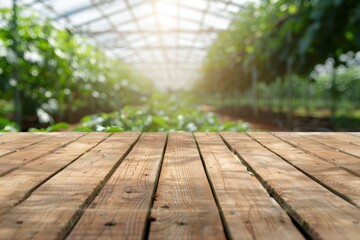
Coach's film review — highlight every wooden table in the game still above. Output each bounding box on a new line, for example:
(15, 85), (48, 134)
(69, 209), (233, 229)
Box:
(0, 132), (359, 240)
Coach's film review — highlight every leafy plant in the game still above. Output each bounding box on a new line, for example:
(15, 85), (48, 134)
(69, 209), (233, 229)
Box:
(76, 94), (250, 132)
(0, 117), (19, 132)
(28, 122), (69, 132)
(198, 0), (360, 121)
(0, 6), (152, 130)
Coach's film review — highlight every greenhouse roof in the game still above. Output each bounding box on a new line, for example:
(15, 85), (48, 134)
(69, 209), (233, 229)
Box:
(2, 0), (248, 89)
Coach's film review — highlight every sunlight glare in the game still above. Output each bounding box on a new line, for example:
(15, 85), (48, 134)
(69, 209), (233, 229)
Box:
(155, 1), (177, 16)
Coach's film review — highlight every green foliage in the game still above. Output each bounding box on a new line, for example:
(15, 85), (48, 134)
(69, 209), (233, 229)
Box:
(202, 64), (360, 129)
(196, 0), (360, 123)
(199, 0), (360, 94)
(0, 117), (19, 132)
(28, 122), (69, 132)
(77, 95), (249, 132)
(0, 6), (151, 128)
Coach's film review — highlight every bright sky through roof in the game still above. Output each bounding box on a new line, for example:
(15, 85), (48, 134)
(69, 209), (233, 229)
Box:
(1, 0), (256, 90)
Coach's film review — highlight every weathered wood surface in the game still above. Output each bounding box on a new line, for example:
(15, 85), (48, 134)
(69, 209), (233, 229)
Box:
(273, 132), (360, 176)
(68, 133), (166, 240)
(0, 133), (110, 216)
(149, 133), (225, 240)
(0, 133), (30, 144)
(0, 132), (359, 240)
(0, 133), (139, 239)
(0, 133), (55, 157)
(248, 132), (360, 207)
(222, 132), (360, 240)
(194, 132), (303, 240)
(0, 132), (85, 177)
(299, 132), (360, 157)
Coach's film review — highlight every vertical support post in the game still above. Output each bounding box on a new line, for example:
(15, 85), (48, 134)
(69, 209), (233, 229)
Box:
(269, 83), (274, 111)
(278, 78), (282, 112)
(286, 57), (294, 130)
(286, 29), (294, 130)
(251, 55), (258, 118)
(10, 0), (22, 129)
(306, 80), (311, 115)
(330, 65), (337, 118)
(267, 84), (270, 110)
(235, 90), (240, 107)
(59, 29), (73, 122)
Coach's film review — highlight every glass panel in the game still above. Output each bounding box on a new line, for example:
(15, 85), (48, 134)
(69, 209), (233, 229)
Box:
(109, 11), (132, 24)
(15, 0), (247, 88)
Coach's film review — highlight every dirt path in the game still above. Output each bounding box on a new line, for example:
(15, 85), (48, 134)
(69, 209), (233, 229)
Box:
(203, 105), (350, 132)
(218, 112), (283, 131)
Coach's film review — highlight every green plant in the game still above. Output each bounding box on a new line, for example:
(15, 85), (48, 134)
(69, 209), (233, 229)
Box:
(76, 94), (250, 132)
(0, 117), (19, 132)
(0, 6), (151, 129)
(197, 0), (360, 122)
(28, 122), (69, 132)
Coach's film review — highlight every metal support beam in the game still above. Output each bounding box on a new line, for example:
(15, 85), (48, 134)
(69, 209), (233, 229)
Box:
(21, 0), (242, 86)
(104, 45), (208, 50)
(80, 28), (221, 36)
(72, 1), (146, 28)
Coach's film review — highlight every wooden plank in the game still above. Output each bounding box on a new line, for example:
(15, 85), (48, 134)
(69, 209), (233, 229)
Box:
(68, 133), (166, 240)
(348, 133), (360, 137)
(0, 132), (29, 144)
(0, 133), (56, 157)
(325, 133), (360, 147)
(0, 133), (110, 216)
(221, 132), (360, 240)
(0, 132), (85, 177)
(0, 133), (139, 240)
(149, 133), (225, 240)
(194, 132), (303, 240)
(298, 133), (360, 158)
(249, 132), (360, 207)
(273, 132), (360, 176)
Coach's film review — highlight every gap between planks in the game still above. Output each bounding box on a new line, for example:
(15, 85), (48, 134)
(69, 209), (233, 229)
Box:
(148, 133), (226, 240)
(0, 133), (141, 240)
(0, 133), (57, 158)
(0, 133), (111, 216)
(67, 133), (167, 240)
(221, 132), (360, 240)
(272, 132), (360, 177)
(297, 132), (360, 158)
(0, 132), (86, 177)
(0, 132), (359, 240)
(194, 132), (303, 240)
(247, 132), (360, 208)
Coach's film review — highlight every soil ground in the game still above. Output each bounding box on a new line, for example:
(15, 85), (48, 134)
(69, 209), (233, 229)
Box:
(205, 105), (359, 132)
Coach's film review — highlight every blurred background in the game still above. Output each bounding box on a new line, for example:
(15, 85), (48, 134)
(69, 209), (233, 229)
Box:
(0, 0), (359, 132)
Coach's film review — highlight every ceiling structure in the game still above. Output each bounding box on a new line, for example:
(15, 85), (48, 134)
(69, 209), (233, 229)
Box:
(3, 0), (247, 89)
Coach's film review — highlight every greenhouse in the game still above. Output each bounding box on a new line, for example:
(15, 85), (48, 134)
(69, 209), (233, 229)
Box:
(0, 0), (359, 239)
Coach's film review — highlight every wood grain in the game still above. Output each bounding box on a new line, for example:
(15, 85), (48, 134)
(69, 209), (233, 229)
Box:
(328, 132), (360, 146)
(249, 132), (360, 207)
(0, 132), (85, 177)
(0, 133), (55, 157)
(194, 132), (303, 240)
(0, 133), (29, 144)
(222, 132), (360, 240)
(299, 132), (360, 157)
(0, 132), (359, 239)
(149, 133), (225, 240)
(273, 132), (360, 176)
(348, 133), (360, 137)
(0, 133), (139, 240)
(0, 133), (109, 216)
(67, 133), (166, 240)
